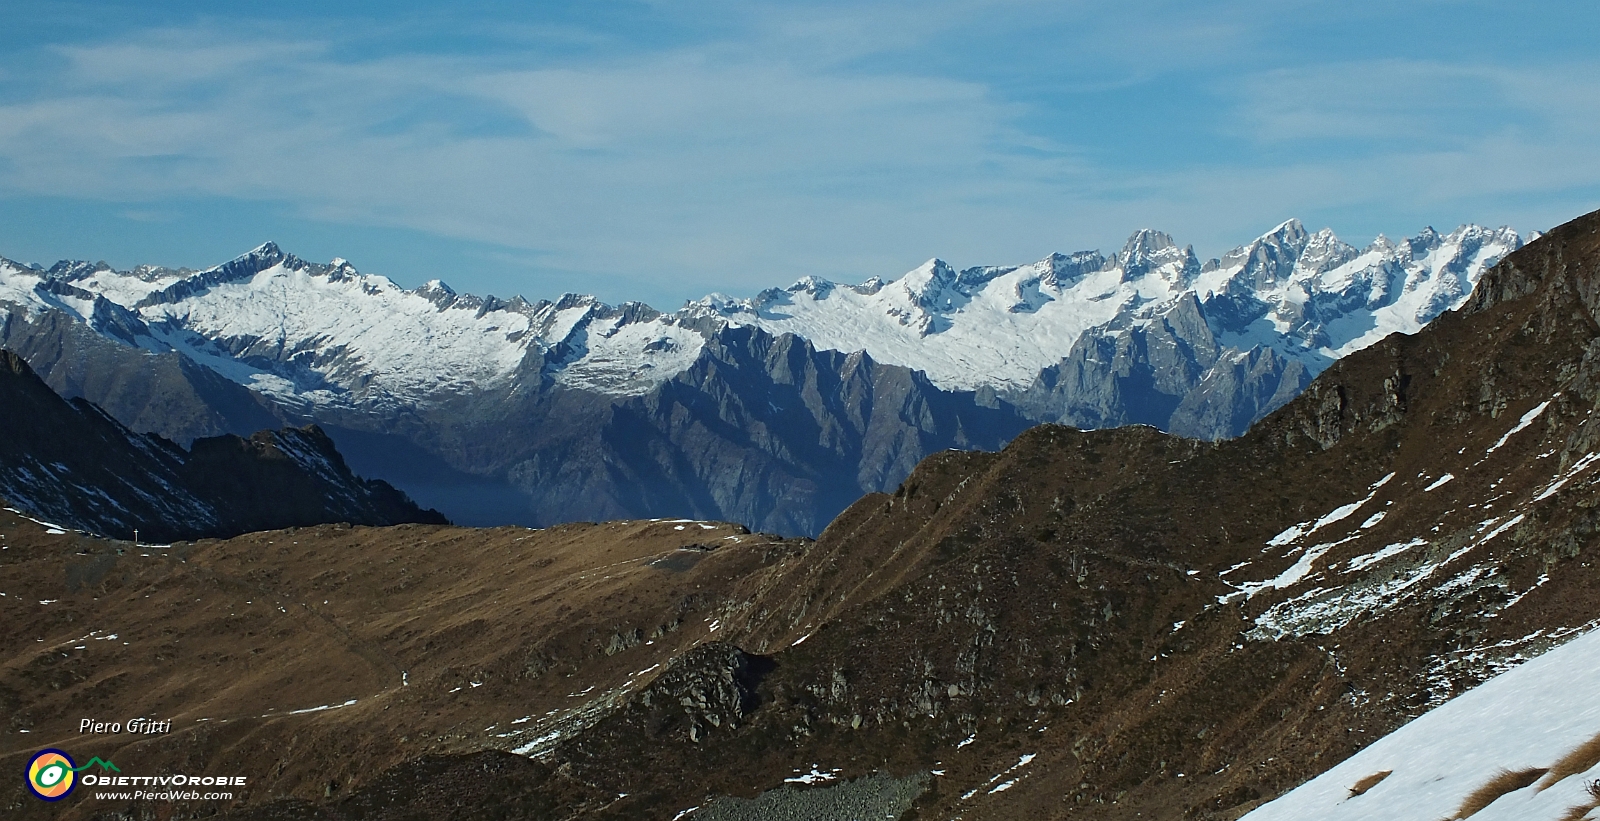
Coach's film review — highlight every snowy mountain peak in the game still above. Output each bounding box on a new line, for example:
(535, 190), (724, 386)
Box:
(43, 259), (112, 281)
(1119, 227), (1178, 258)
(1215, 218), (1322, 289)
(0, 217), (1523, 416)
(1042, 250), (1106, 286)
(679, 220), (1521, 393)
(552, 292), (603, 312)
(855, 275), (887, 294)
(899, 258), (959, 293)
(787, 274), (837, 297)
(1266, 217), (1310, 243)
(1116, 229), (1199, 284)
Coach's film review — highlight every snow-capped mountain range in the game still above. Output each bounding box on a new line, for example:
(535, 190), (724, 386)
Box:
(690, 221), (1521, 392)
(2, 219), (1520, 408)
(0, 244), (706, 410)
(0, 218), (1524, 533)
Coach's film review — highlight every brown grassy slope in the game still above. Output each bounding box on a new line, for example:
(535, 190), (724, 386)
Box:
(0, 514), (811, 820)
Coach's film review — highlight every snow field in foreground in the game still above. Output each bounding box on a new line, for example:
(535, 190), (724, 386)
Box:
(1242, 627), (1600, 821)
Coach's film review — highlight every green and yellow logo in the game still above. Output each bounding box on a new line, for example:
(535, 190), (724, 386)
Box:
(25, 750), (119, 801)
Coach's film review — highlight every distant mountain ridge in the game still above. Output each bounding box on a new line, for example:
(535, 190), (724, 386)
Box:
(0, 351), (446, 542)
(687, 221), (1519, 389)
(0, 219), (1522, 534)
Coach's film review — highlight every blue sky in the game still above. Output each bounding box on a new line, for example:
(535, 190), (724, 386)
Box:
(1, 1), (1597, 308)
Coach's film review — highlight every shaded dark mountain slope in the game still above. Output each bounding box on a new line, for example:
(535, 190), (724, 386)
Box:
(0, 351), (444, 542)
(304, 325), (1029, 536)
(0, 295), (284, 442)
(1015, 291), (1315, 438)
(507, 326), (1030, 537)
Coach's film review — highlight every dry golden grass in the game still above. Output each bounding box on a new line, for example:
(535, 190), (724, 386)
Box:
(1348, 770), (1393, 798)
(1558, 804), (1598, 821)
(1551, 780), (1600, 821)
(1455, 767), (1548, 818)
(1541, 734), (1600, 791)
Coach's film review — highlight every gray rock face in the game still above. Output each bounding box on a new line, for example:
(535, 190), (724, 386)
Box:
(578, 642), (772, 746)
(319, 325), (1031, 537)
(1015, 292), (1314, 438)
(0, 302), (283, 442)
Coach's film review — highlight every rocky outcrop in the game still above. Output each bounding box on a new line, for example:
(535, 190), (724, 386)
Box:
(634, 642), (768, 742)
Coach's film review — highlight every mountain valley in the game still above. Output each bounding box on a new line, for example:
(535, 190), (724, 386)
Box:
(3, 210), (1599, 820)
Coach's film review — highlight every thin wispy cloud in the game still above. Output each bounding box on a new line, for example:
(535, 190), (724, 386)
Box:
(0, 3), (1596, 306)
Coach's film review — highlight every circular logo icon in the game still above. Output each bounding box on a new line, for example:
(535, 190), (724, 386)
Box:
(26, 749), (76, 801)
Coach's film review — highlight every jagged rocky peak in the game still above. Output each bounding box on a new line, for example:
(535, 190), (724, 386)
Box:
(1408, 225), (1442, 256)
(412, 277), (459, 307)
(613, 300), (664, 325)
(1218, 218), (1316, 288)
(1041, 249), (1107, 286)
(787, 274), (837, 297)
(552, 291), (603, 311)
(854, 274), (887, 295)
(1116, 227), (1199, 283)
(323, 256), (361, 281)
(232, 240), (293, 272)
(898, 258), (960, 295)
(1294, 226), (1361, 277)
(130, 263), (198, 281)
(1442, 223), (1523, 266)
(43, 258), (116, 281)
